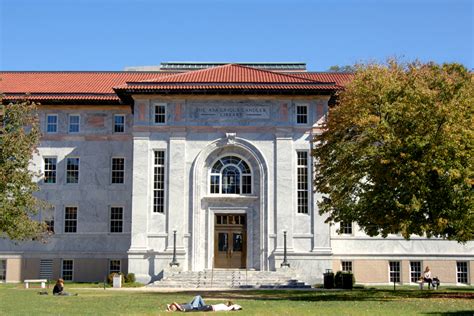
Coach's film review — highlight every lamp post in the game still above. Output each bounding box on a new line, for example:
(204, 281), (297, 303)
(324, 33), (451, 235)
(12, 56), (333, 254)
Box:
(170, 229), (179, 267)
(281, 230), (290, 268)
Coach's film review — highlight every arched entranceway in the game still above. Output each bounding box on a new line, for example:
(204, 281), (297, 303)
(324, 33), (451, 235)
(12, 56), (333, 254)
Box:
(190, 135), (268, 271)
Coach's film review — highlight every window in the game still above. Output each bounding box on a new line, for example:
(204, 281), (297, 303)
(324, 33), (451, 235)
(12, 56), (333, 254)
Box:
(61, 259), (73, 281)
(64, 207), (77, 233)
(114, 115), (125, 133)
(0, 110), (4, 134)
(111, 158), (125, 184)
(110, 207), (123, 233)
(45, 217), (55, 233)
(410, 261), (422, 283)
(154, 104), (167, 124)
(109, 260), (121, 274)
(0, 260), (6, 282)
(44, 157), (57, 184)
(389, 261), (401, 283)
(40, 207), (55, 234)
(153, 151), (165, 213)
(66, 157), (80, 184)
(340, 222), (353, 234)
(457, 262), (468, 284)
(297, 151), (309, 213)
(68, 114), (80, 133)
(296, 104), (308, 124)
(341, 261), (352, 272)
(210, 156), (252, 195)
(46, 114), (58, 133)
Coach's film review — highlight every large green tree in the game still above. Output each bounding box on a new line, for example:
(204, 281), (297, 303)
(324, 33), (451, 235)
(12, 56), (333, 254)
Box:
(314, 61), (473, 242)
(0, 98), (47, 240)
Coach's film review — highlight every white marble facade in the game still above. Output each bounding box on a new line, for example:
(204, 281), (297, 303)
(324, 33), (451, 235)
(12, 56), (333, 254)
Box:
(127, 96), (332, 283)
(0, 94), (472, 285)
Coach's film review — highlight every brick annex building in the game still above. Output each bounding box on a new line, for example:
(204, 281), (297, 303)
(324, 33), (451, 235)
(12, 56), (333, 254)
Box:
(0, 62), (472, 286)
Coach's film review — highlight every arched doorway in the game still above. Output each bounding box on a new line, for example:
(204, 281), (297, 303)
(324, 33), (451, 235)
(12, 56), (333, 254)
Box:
(190, 136), (268, 271)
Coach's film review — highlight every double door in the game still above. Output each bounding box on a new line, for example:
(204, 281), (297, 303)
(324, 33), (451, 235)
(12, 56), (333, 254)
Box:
(214, 214), (246, 269)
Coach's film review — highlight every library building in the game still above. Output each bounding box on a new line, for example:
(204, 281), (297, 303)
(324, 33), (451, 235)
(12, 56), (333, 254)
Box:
(0, 62), (472, 287)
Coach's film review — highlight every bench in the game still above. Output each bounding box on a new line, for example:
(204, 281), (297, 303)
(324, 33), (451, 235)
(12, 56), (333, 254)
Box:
(418, 278), (440, 290)
(24, 279), (48, 289)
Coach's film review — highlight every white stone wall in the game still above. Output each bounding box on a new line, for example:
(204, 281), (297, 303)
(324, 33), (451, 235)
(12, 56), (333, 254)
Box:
(0, 107), (133, 280)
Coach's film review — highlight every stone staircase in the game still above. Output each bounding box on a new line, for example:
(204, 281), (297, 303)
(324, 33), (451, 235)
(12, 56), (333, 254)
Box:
(149, 269), (311, 289)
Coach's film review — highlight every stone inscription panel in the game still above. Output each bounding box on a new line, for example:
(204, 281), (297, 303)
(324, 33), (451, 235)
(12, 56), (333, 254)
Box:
(188, 102), (271, 121)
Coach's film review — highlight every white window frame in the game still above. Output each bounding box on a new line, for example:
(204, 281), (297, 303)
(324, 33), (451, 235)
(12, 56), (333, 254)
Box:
(113, 114), (126, 133)
(39, 206), (55, 234)
(339, 222), (353, 235)
(61, 259), (74, 281)
(109, 259), (121, 274)
(64, 206), (78, 233)
(68, 114), (80, 133)
(43, 156), (57, 184)
(296, 151), (310, 214)
(389, 261), (401, 283)
(456, 261), (469, 284)
(46, 114), (58, 133)
(0, 259), (6, 282)
(295, 104), (309, 125)
(409, 261), (422, 283)
(153, 103), (167, 125)
(341, 261), (353, 272)
(209, 155), (253, 195)
(111, 157), (125, 184)
(110, 206), (124, 233)
(153, 150), (166, 213)
(65, 157), (80, 184)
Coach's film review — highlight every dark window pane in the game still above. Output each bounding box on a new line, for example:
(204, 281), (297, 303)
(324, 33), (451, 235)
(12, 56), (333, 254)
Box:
(218, 233), (228, 252)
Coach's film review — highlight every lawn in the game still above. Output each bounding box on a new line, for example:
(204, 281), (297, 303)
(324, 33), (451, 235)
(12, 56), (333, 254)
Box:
(0, 284), (473, 315)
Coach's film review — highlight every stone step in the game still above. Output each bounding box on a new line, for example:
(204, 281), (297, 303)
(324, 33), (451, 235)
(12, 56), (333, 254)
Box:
(149, 269), (311, 289)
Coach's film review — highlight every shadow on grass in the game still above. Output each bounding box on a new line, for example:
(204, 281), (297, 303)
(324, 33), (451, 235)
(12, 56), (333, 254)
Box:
(423, 312), (474, 316)
(135, 289), (474, 303)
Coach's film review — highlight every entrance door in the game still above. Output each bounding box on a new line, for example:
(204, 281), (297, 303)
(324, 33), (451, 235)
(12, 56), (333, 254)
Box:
(214, 214), (246, 269)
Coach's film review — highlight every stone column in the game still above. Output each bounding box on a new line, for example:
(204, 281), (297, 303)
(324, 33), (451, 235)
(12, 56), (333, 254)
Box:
(167, 132), (187, 253)
(275, 132), (295, 252)
(128, 133), (151, 283)
(129, 134), (150, 252)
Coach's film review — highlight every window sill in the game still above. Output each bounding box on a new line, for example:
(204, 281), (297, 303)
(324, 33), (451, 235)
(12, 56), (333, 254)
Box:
(203, 195), (258, 201)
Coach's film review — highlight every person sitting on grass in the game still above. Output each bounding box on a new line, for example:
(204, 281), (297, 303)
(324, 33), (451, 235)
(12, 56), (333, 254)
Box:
(52, 278), (76, 296)
(166, 295), (241, 312)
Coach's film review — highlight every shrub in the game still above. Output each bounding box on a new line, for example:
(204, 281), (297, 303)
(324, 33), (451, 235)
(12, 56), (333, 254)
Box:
(335, 271), (355, 289)
(125, 273), (136, 283)
(107, 272), (124, 285)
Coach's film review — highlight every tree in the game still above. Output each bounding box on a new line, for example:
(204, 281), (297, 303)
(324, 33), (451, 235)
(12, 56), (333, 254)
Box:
(0, 98), (47, 240)
(327, 65), (356, 73)
(314, 61), (473, 242)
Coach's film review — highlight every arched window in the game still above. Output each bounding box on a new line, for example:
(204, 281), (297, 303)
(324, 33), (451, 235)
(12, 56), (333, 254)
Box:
(210, 156), (252, 194)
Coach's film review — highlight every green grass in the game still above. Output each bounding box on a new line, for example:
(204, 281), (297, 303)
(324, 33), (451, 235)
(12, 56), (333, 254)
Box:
(0, 284), (473, 315)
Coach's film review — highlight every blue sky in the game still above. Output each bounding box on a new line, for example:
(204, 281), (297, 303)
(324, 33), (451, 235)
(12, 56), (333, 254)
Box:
(0, 0), (472, 71)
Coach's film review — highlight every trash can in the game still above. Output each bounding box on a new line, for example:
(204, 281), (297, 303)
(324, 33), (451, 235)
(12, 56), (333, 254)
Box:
(323, 269), (334, 289)
(341, 272), (353, 290)
(113, 274), (122, 288)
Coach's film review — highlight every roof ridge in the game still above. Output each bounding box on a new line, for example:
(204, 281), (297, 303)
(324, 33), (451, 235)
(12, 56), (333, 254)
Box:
(127, 63), (324, 84)
(0, 71), (178, 74)
(229, 63), (326, 83)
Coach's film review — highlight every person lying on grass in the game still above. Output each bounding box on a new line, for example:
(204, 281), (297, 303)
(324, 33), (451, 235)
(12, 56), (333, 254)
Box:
(166, 295), (242, 312)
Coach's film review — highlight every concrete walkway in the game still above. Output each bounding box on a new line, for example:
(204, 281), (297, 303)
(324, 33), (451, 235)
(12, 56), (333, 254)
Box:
(70, 286), (323, 292)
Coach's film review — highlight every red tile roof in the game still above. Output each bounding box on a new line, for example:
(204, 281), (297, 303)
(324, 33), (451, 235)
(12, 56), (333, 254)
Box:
(115, 64), (344, 96)
(291, 72), (354, 86)
(0, 72), (172, 103)
(1, 65), (352, 103)
(140, 64), (323, 84)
